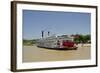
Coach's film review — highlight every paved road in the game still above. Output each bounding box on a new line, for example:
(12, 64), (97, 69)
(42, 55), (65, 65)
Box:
(23, 45), (91, 62)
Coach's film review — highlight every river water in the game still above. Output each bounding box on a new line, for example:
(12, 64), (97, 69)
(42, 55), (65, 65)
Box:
(23, 45), (91, 62)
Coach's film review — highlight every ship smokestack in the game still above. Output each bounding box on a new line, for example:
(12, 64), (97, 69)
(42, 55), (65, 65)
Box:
(41, 30), (44, 38)
(48, 31), (50, 36)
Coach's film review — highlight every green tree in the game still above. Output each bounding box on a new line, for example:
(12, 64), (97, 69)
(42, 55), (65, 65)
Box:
(74, 34), (91, 44)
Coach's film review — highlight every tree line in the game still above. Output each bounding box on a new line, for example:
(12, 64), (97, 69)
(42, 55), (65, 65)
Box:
(74, 34), (91, 44)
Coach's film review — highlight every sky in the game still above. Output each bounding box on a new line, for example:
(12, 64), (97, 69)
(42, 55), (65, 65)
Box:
(23, 10), (91, 40)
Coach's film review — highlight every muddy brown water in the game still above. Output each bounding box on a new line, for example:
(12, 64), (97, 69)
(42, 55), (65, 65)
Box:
(23, 45), (91, 62)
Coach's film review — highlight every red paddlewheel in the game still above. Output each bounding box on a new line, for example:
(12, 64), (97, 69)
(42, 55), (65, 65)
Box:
(62, 41), (75, 47)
